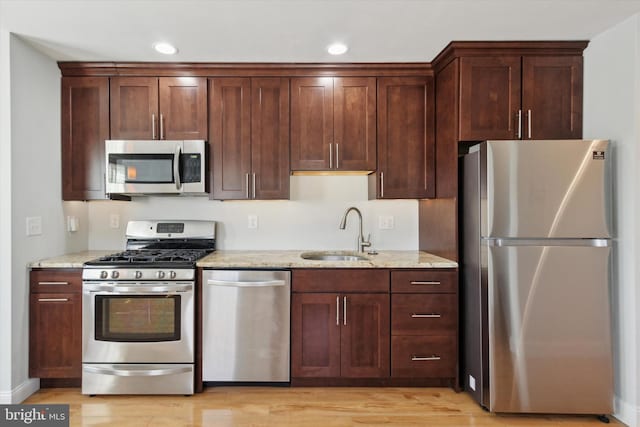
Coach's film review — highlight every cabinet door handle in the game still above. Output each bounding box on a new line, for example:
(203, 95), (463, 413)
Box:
(527, 109), (532, 139)
(336, 296), (340, 326)
(38, 281), (69, 286)
(160, 113), (164, 140)
(412, 355), (441, 361)
(152, 114), (156, 139)
(411, 313), (441, 318)
(380, 172), (384, 198)
(329, 143), (333, 169)
(252, 173), (256, 199)
(245, 173), (250, 199)
(410, 281), (441, 286)
(343, 296), (348, 326)
(37, 298), (69, 302)
(335, 143), (339, 169)
(517, 110), (522, 139)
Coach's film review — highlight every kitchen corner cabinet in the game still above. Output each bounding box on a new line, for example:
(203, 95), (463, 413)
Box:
(209, 77), (290, 200)
(29, 269), (82, 379)
(370, 76), (435, 199)
(110, 77), (207, 140)
(459, 55), (583, 141)
(290, 77), (376, 172)
(291, 270), (390, 379)
(61, 76), (109, 200)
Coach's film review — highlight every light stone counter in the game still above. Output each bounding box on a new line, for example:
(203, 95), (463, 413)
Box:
(197, 250), (457, 269)
(29, 250), (118, 269)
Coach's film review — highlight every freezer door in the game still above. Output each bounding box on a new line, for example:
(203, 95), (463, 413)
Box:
(483, 140), (611, 238)
(487, 244), (613, 414)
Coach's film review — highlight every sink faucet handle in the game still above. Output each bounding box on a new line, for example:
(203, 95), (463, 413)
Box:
(360, 234), (372, 252)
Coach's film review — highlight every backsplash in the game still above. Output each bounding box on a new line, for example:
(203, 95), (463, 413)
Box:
(86, 176), (419, 251)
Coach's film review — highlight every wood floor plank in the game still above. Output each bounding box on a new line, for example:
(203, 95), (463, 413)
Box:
(24, 387), (621, 426)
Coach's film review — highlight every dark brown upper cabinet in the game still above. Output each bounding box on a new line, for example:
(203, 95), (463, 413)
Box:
(370, 76), (435, 199)
(110, 77), (207, 140)
(61, 76), (109, 200)
(459, 55), (583, 141)
(291, 77), (376, 172)
(209, 77), (290, 200)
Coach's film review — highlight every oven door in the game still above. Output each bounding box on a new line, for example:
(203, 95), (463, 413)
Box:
(82, 281), (194, 363)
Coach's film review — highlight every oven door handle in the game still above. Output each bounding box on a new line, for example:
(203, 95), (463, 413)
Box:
(207, 279), (286, 288)
(83, 284), (193, 293)
(83, 365), (191, 377)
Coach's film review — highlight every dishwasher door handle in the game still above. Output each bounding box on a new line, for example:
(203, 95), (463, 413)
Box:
(207, 279), (287, 288)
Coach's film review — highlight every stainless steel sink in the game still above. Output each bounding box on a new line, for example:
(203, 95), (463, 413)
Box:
(300, 251), (370, 261)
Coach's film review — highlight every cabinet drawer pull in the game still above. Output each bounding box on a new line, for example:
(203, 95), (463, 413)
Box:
(336, 296), (340, 326)
(412, 355), (441, 361)
(343, 296), (347, 326)
(37, 298), (69, 302)
(245, 173), (250, 199)
(527, 109), (532, 139)
(160, 113), (164, 140)
(411, 313), (441, 318)
(335, 143), (339, 169)
(410, 281), (440, 286)
(38, 281), (70, 286)
(517, 109), (522, 139)
(329, 143), (333, 169)
(152, 114), (156, 139)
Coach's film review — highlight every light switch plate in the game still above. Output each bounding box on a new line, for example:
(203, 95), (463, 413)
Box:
(469, 374), (476, 391)
(378, 215), (394, 229)
(109, 214), (120, 229)
(67, 216), (79, 232)
(26, 216), (42, 236)
(248, 215), (258, 229)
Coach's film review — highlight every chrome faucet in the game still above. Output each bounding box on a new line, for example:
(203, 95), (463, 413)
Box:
(339, 207), (371, 253)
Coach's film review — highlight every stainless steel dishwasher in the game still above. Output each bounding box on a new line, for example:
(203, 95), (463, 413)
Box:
(202, 270), (290, 382)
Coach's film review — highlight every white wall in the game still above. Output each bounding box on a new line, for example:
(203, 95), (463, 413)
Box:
(584, 13), (640, 427)
(88, 176), (419, 251)
(5, 34), (88, 403)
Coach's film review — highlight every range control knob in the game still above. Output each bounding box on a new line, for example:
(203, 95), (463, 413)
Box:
(100, 271), (108, 279)
(111, 271), (120, 279)
(135, 271), (143, 279)
(156, 271), (166, 279)
(169, 271), (177, 279)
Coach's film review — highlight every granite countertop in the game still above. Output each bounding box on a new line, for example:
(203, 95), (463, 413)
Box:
(196, 250), (457, 269)
(28, 249), (457, 269)
(28, 250), (118, 269)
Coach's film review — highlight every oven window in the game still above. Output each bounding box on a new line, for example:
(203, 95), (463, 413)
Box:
(95, 295), (180, 342)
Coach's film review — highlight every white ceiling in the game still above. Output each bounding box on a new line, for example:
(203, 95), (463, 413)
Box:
(2, 0), (640, 63)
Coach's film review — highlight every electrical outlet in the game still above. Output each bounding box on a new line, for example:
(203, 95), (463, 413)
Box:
(469, 375), (476, 391)
(26, 216), (43, 236)
(109, 214), (120, 229)
(67, 216), (79, 232)
(248, 214), (258, 229)
(378, 215), (394, 230)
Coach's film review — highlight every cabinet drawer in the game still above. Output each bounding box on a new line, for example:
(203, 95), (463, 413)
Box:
(30, 269), (82, 293)
(293, 269), (389, 293)
(391, 270), (456, 293)
(391, 335), (456, 378)
(392, 294), (456, 335)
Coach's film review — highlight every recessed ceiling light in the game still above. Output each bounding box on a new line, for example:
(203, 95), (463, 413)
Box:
(154, 42), (178, 55)
(327, 43), (348, 55)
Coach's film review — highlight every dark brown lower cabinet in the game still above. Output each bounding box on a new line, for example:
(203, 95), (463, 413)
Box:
(29, 269), (82, 379)
(291, 292), (390, 379)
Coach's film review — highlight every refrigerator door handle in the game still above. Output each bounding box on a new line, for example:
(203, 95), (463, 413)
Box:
(483, 237), (611, 247)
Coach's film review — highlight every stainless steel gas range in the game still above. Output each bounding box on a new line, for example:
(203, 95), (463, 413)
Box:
(81, 220), (216, 395)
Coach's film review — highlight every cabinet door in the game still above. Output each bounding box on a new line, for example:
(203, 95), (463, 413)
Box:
(61, 77), (109, 200)
(376, 76), (435, 199)
(110, 77), (159, 139)
(209, 78), (251, 200)
(291, 293), (341, 378)
(159, 77), (207, 140)
(333, 77), (376, 171)
(29, 293), (81, 378)
(459, 56), (521, 141)
(522, 56), (583, 140)
(290, 77), (334, 170)
(341, 293), (390, 378)
(251, 78), (290, 199)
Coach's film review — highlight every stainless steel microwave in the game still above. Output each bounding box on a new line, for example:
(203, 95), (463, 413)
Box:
(105, 140), (207, 196)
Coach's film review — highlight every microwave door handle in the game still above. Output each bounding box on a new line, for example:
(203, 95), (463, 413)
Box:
(174, 145), (182, 190)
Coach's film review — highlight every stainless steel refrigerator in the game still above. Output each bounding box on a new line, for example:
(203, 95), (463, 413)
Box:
(461, 139), (613, 414)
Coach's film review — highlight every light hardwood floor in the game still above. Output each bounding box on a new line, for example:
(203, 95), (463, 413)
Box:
(25, 387), (620, 426)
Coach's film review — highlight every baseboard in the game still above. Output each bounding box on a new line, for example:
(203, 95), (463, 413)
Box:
(0, 378), (40, 404)
(614, 395), (639, 427)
